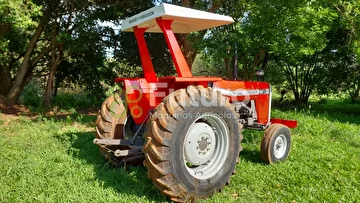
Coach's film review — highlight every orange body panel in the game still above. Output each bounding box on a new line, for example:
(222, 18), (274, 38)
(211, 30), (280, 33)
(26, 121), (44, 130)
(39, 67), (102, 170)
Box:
(123, 77), (214, 124)
(156, 18), (193, 77)
(133, 27), (157, 82)
(270, 118), (298, 128)
(213, 80), (271, 125)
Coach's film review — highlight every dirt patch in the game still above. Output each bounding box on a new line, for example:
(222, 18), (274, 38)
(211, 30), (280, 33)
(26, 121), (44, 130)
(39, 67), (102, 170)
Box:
(0, 105), (34, 123)
(0, 105), (33, 116)
(0, 105), (98, 123)
(45, 108), (99, 118)
(0, 105), (34, 126)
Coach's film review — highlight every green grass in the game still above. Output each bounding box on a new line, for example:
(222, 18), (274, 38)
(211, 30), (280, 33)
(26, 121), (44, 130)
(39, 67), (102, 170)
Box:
(234, 109), (360, 202)
(311, 99), (360, 116)
(0, 107), (359, 202)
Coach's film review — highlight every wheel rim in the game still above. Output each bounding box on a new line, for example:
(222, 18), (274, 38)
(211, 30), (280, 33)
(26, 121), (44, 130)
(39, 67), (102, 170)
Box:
(183, 114), (229, 180)
(273, 134), (287, 159)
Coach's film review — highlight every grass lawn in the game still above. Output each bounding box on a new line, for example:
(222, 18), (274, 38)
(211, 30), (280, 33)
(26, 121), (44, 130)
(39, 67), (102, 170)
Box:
(0, 105), (359, 202)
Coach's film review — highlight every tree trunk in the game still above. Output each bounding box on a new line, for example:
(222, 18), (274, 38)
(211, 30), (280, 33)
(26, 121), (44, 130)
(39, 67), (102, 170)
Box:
(177, 34), (198, 68)
(43, 61), (58, 109)
(43, 17), (62, 109)
(5, 9), (50, 105)
(350, 83), (360, 103)
(43, 48), (62, 109)
(0, 23), (11, 36)
(42, 0), (72, 108)
(292, 88), (300, 102)
(0, 65), (12, 98)
(53, 77), (60, 97)
(355, 88), (360, 102)
(262, 51), (269, 70)
(0, 96), (5, 108)
(224, 57), (232, 79)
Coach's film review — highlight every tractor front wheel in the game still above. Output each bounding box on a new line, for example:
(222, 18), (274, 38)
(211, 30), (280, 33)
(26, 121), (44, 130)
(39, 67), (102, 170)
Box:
(260, 124), (291, 164)
(143, 86), (242, 202)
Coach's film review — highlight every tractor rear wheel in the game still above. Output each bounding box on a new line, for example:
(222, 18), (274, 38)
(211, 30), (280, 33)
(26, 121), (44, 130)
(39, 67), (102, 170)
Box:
(143, 86), (242, 202)
(95, 92), (142, 166)
(260, 124), (291, 164)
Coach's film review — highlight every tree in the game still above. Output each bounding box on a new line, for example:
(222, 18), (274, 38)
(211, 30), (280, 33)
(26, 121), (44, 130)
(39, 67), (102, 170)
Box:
(0, 0), (127, 107)
(317, 2), (360, 102)
(197, 0), (252, 79)
(0, 0), (45, 106)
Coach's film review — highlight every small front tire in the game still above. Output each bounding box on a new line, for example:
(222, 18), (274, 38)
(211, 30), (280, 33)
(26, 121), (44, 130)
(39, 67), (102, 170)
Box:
(260, 124), (291, 164)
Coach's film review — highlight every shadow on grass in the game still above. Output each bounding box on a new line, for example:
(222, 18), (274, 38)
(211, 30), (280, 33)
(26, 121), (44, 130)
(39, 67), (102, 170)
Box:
(273, 101), (360, 125)
(239, 148), (264, 164)
(240, 129), (267, 164)
(309, 111), (360, 125)
(28, 113), (97, 128)
(56, 131), (168, 202)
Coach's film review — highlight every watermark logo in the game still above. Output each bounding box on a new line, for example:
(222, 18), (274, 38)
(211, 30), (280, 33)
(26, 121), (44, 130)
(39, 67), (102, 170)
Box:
(149, 111), (237, 120)
(108, 83), (269, 120)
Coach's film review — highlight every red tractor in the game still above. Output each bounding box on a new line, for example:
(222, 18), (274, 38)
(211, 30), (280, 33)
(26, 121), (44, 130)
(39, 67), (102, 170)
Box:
(94, 3), (297, 202)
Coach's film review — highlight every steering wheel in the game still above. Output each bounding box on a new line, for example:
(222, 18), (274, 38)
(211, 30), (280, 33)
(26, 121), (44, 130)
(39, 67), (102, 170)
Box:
(193, 70), (210, 76)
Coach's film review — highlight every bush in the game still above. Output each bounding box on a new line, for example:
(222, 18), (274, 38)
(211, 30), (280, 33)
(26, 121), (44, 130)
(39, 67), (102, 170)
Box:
(318, 98), (328, 104)
(19, 79), (103, 111)
(19, 80), (42, 107)
(52, 92), (97, 109)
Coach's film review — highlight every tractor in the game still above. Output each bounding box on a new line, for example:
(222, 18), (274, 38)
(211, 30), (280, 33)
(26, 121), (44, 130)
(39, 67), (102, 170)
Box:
(94, 3), (297, 202)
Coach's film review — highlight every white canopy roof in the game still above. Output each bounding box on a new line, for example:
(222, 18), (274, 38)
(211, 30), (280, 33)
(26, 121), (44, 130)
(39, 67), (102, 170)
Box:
(121, 3), (234, 33)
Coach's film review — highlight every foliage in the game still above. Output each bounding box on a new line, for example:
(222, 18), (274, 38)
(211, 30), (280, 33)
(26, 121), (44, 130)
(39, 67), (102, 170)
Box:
(0, 0), (41, 52)
(255, 0), (360, 103)
(191, 54), (223, 76)
(196, 0), (250, 79)
(108, 59), (143, 78)
(19, 82), (101, 111)
(52, 92), (99, 109)
(243, 1), (337, 103)
(316, 10), (360, 102)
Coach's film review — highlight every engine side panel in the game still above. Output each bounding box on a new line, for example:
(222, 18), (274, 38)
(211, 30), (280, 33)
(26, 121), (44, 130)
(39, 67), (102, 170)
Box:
(212, 80), (271, 125)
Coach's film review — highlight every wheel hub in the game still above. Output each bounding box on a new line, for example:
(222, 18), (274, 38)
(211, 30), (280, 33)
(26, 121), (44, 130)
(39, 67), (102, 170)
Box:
(184, 123), (215, 165)
(198, 137), (209, 151)
(274, 134), (287, 159)
(183, 113), (230, 180)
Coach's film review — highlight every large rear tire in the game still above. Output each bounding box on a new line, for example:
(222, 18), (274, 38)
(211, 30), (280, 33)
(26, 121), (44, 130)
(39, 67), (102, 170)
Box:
(95, 92), (142, 166)
(143, 86), (242, 202)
